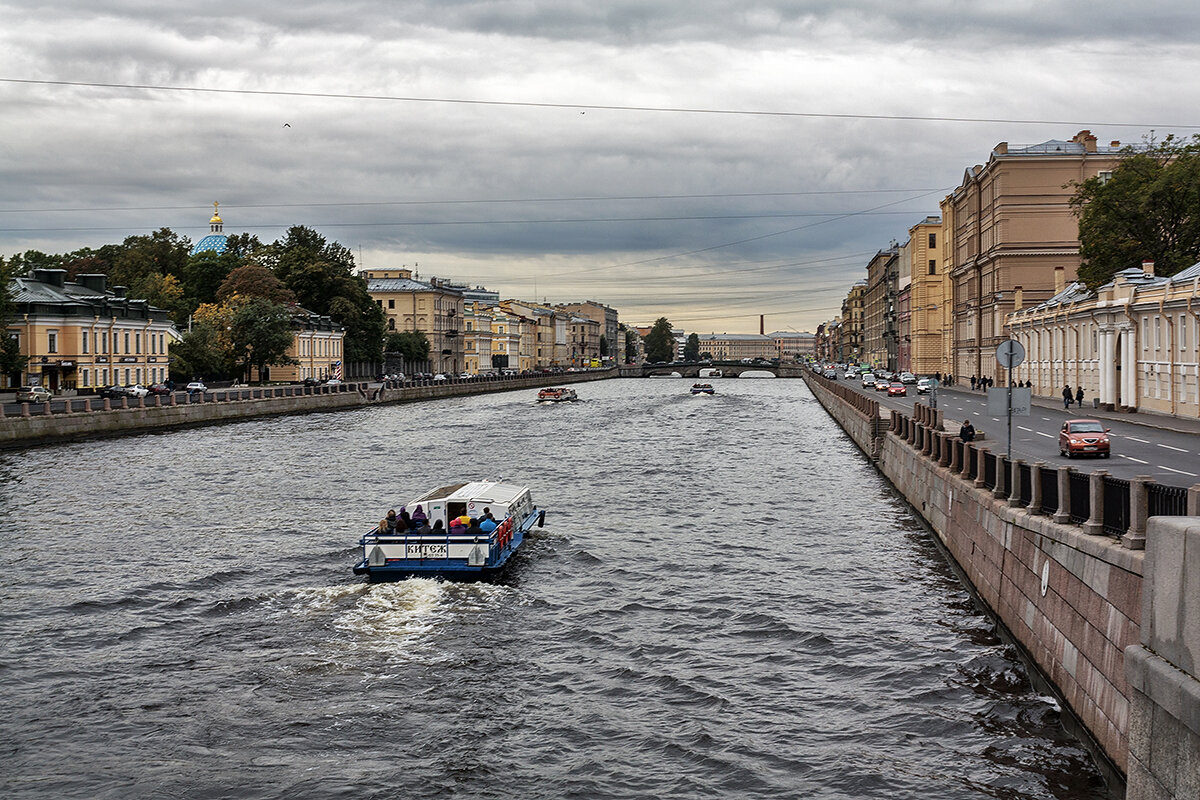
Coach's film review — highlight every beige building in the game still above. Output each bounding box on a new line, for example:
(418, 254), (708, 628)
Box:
(364, 269), (465, 374)
(1008, 261), (1200, 417)
(769, 331), (816, 361)
(907, 216), (952, 377)
(948, 130), (1129, 384)
(566, 315), (602, 365)
(260, 310), (345, 383)
(863, 246), (899, 369)
(839, 280), (866, 363)
(696, 333), (775, 360)
(6, 268), (180, 391)
(557, 301), (618, 363)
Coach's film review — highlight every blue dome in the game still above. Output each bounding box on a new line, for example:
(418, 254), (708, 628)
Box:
(191, 233), (228, 256)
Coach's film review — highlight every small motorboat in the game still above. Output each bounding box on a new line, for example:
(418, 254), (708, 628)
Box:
(537, 387), (578, 402)
(353, 480), (545, 582)
(690, 383), (715, 395)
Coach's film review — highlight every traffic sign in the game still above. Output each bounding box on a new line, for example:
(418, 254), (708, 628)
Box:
(995, 339), (1026, 369)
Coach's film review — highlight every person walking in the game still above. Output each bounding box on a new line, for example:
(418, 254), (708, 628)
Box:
(1062, 384), (1073, 409)
(970, 375), (977, 391)
(1076, 386), (1085, 408)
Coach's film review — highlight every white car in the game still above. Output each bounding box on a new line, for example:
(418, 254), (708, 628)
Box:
(861, 373), (877, 388)
(432, 373), (447, 381)
(324, 378), (343, 386)
(186, 381), (208, 394)
(899, 372), (917, 384)
(124, 384), (149, 398)
(917, 378), (937, 394)
(16, 386), (52, 402)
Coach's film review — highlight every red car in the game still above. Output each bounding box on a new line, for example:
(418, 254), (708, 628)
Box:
(887, 382), (907, 396)
(1059, 419), (1111, 458)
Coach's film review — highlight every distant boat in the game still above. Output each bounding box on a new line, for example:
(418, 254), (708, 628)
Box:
(699, 368), (723, 378)
(537, 387), (578, 402)
(353, 480), (545, 582)
(690, 383), (715, 395)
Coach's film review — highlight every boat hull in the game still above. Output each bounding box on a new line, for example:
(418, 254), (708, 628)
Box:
(353, 509), (544, 583)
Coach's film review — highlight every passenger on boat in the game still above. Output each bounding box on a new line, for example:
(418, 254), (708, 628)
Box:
(376, 519), (388, 535)
(481, 507), (496, 524)
(386, 509), (398, 532)
(399, 506), (412, 530)
(449, 516), (467, 535)
(466, 518), (484, 537)
(411, 505), (428, 526)
(430, 519), (444, 534)
(479, 516), (498, 534)
(416, 520), (432, 535)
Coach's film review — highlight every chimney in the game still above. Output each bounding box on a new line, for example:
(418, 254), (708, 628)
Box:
(75, 273), (108, 294)
(1142, 259), (1155, 275)
(1072, 130), (1098, 153)
(32, 268), (67, 288)
(111, 285), (127, 298)
(1054, 266), (1065, 294)
(994, 142), (1008, 155)
(1111, 141), (1121, 148)
(760, 315), (765, 335)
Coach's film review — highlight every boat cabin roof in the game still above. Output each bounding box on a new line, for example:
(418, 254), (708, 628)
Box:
(409, 480), (528, 507)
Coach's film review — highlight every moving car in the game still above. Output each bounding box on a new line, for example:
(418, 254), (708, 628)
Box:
(1059, 419), (1111, 458)
(874, 378), (890, 392)
(861, 373), (878, 388)
(98, 385), (129, 399)
(147, 383), (172, 395)
(16, 386), (51, 402)
(186, 381), (208, 394)
(899, 372), (917, 384)
(916, 378), (936, 394)
(124, 384), (149, 398)
(887, 382), (907, 396)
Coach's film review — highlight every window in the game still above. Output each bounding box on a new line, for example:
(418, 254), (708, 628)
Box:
(1181, 315), (1187, 352)
(928, 233), (936, 248)
(1098, 171), (1113, 185)
(928, 259), (936, 275)
(82, 331), (89, 354)
(47, 330), (58, 353)
(135, 332), (141, 354)
(388, 299), (395, 309)
(82, 368), (89, 387)
(124, 331), (130, 354)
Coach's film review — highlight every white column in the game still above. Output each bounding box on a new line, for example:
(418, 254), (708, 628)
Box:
(1101, 328), (1117, 406)
(1124, 327), (1138, 408)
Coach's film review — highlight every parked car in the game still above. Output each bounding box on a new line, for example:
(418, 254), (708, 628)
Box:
(1059, 419), (1111, 458)
(458, 372), (474, 379)
(147, 383), (172, 395)
(324, 378), (342, 386)
(887, 382), (907, 396)
(124, 384), (149, 398)
(185, 381), (208, 394)
(302, 377), (321, 387)
(98, 385), (129, 399)
(16, 386), (51, 402)
(432, 374), (447, 381)
(899, 372), (917, 384)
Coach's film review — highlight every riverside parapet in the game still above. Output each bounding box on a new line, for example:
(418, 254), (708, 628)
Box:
(1, 370), (611, 449)
(803, 370), (1200, 798)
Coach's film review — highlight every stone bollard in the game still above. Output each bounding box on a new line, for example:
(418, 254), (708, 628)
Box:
(1007, 459), (1023, 507)
(103, 398), (112, 411)
(83, 398), (92, 413)
(154, 395), (161, 407)
(1029, 463), (1044, 516)
(1188, 482), (1200, 516)
(974, 445), (989, 489)
(1122, 476), (1150, 550)
(992, 453), (1008, 499)
(1054, 466), (1072, 523)
(138, 396), (145, 408)
(120, 396), (128, 409)
(939, 433), (952, 467)
(20, 402), (30, 417)
(169, 393), (176, 406)
(949, 438), (961, 472)
(64, 398), (73, 414)
(1082, 470), (1107, 536)
(934, 408), (944, 431)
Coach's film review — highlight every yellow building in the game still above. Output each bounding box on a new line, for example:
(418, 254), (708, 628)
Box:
(907, 215), (952, 377)
(249, 309), (345, 383)
(696, 333), (774, 360)
(364, 269), (465, 374)
(5, 269), (180, 392)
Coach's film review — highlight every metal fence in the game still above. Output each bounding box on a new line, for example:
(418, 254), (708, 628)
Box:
(1017, 463), (1033, 507)
(1040, 468), (1059, 516)
(1068, 471), (1091, 524)
(982, 451), (997, 490)
(1102, 476), (1131, 537)
(1148, 483), (1189, 517)
(966, 446), (978, 481)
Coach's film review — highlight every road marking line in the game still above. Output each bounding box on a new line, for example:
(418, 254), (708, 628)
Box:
(1118, 455), (1149, 464)
(1159, 465), (1199, 477)
(1156, 443), (1189, 452)
(1017, 425), (1032, 432)
(1041, 417), (1052, 421)
(1036, 432), (1053, 438)
(1125, 436), (1150, 443)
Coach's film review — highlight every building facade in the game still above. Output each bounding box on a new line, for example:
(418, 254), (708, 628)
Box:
(364, 269), (466, 374)
(696, 333), (775, 360)
(557, 302), (618, 363)
(1007, 261), (1200, 417)
(769, 331), (816, 361)
(864, 246), (899, 370)
(907, 215), (952, 377)
(948, 130), (1128, 384)
(6, 269), (180, 391)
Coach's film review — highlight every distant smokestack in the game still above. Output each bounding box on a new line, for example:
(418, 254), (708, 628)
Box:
(1142, 259), (1155, 274)
(760, 315), (764, 335)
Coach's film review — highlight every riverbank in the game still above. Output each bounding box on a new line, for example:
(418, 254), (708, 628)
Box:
(0, 370), (612, 449)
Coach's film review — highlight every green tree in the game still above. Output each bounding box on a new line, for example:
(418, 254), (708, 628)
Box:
(228, 299), (297, 383)
(683, 333), (700, 361)
(1072, 134), (1200, 290)
(599, 334), (608, 357)
(182, 250), (243, 314)
(623, 327), (639, 363)
(217, 264), (296, 305)
(169, 324), (231, 382)
(0, 256), (29, 379)
(109, 228), (192, 289)
(643, 317), (674, 363)
(384, 330), (430, 362)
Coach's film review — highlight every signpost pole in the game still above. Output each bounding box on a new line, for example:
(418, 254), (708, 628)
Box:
(995, 339), (1026, 461)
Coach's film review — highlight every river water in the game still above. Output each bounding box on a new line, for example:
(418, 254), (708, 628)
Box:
(1, 377), (1112, 799)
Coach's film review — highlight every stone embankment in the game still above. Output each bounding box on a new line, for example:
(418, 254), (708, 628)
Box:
(803, 371), (1200, 799)
(1, 370), (610, 450)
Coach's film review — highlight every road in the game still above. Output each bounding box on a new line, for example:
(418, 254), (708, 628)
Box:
(838, 377), (1200, 486)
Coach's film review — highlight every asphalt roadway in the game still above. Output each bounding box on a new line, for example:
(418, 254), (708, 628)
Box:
(835, 377), (1200, 487)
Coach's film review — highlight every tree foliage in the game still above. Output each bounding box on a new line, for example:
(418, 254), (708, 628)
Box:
(169, 324), (230, 381)
(683, 333), (700, 361)
(1072, 134), (1200, 290)
(0, 256), (28, 377)
(217, 264), (296, 305)
(643, 317), (674, 363)
(229, 298), (297, 382)
(384, 330), (430, 362)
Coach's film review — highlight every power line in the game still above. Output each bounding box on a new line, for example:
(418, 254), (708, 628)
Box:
(4, 77), (1198, 129)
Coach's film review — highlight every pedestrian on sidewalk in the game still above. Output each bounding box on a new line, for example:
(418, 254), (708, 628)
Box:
(959, 419), (976, 442)
(1076, 386), (1085, 408)
(1062, 384), (1073, 408)
(970, 375), (977, 391)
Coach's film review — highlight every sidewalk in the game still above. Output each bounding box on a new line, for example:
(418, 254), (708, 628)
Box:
(937, 385), (1200, 437)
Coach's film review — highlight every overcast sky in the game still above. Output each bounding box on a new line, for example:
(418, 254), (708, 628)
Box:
(3, 2), (1199, 333)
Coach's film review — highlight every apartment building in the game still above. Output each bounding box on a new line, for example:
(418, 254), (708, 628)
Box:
(364, 269), (465, 375)
(906, 216), (951, 377)
(5, 269), (180, 391)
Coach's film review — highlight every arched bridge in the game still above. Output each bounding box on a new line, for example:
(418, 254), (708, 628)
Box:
(619, 362), (805, 378)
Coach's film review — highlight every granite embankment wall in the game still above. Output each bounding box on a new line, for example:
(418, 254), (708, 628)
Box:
(802, 372), (1146, 777)
(1, 370), (609, 449)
